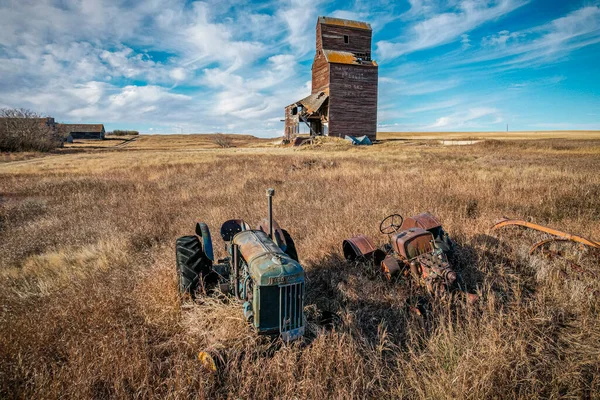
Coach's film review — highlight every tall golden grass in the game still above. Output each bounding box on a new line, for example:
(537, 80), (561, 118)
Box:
(1, 136), (599, 399)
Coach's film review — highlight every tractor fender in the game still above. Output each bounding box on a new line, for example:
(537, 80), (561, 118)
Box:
(195, 222), (214, 262)
(343, 235), (379, 261)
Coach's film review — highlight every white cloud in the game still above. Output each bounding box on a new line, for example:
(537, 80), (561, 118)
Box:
(407, 98), (463, 114)
(1, 0), (597, 136)
(481, 30), (523, 47)
(401, 0), (440, 20)
(64, 82), (108, 105)
(0, 0), (316, 136)
(64, 84), (192, 121)
(426, 107), (502, 129)
(377, 0), (529, 59)
(278, 0), (324, 56)
(385, 78), (461, 95)
(182, 2), (267, 70)
(169, 68), (187, 81)
(470, 5), (600, 68)
(109, 85), (190, 108)
(461, 34), (471, 49)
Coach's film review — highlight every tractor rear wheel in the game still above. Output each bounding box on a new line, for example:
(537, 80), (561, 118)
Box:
(176, 235), (211, 298)
(282, 229), (299, 262)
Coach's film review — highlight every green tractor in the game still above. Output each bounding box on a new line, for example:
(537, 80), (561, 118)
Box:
(175, 189), (305, 341)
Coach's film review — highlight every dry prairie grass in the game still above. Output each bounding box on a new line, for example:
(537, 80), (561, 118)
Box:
(378, 130), (600, 140)
(1, 136), (600, 399)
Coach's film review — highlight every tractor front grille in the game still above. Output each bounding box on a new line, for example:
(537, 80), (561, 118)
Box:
(279, 282), (305, 341)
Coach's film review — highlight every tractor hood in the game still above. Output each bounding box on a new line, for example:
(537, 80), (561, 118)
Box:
(233, 230), (304, 286)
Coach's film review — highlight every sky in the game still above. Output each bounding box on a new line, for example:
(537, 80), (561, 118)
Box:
(0, 0), (599, 136)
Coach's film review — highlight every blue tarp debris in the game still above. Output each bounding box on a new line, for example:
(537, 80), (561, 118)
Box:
(344, 135), (373, 145)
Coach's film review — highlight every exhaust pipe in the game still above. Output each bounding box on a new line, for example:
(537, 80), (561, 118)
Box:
(233, 244), (240, 299)
(266, 188), (275, 239)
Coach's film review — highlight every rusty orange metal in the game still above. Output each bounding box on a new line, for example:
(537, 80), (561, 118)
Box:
(401, 213), (442, 232)
(342, 212), (475, 299)
(342, 235), (378, 261)
(381, 255), (400, 280)
(323, 50), (377, 66)
(492, 218), (600, 250)
(529, 238), (571, 254)
(391, 228), (435, 260)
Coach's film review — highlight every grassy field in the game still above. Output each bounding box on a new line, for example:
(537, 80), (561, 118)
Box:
(379, 130), (600, 140)
(1, 134), (600, 399)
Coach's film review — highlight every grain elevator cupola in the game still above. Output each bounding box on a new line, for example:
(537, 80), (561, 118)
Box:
(284, 16), (378, 142)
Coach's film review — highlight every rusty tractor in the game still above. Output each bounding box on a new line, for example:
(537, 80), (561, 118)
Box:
(175, 189), (305, 341)
(343, 213), (471, 297)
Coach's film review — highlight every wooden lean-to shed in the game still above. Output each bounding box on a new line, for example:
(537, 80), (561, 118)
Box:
(284, 16), (378, 141)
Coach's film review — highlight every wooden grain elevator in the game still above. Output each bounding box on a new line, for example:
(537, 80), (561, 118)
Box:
(284, 16), (378, 141)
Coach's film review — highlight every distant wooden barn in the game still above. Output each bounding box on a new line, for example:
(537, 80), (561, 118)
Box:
(284, 16), (378, 141)
(59, 124), (105, 140)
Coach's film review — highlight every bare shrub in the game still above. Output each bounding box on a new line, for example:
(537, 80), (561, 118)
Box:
(212, 133), (234, 148)
(0, 108), (62, 152)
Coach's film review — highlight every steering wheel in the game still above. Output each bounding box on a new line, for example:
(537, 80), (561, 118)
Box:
(379, 214), (404, 235)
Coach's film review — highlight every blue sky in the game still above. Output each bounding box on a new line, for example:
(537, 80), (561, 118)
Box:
(0, 0), (598, 136)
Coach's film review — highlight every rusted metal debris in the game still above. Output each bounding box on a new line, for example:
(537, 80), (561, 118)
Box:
(343, 213), (477, 302)
(492, 217), (599, 277)
(342, 234), (380, 261)
(491, 218), (600, 252)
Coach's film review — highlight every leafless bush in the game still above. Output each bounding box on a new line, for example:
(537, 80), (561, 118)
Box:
(0, 108), (62, 152)
(212, 133), (234, 148)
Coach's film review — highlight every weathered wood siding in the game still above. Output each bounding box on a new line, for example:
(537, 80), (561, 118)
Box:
(285, 17), (378, 140)
(319, 24), (372, 54)
(328, 63), (378, 140)
(316, 22), (323, 54)
(284, 105), (299, 141)
(312, 52), (330, 93)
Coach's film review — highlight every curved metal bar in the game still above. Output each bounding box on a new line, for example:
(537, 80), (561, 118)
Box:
(529, 238), (571, 254)
(492, 218), (600, 249)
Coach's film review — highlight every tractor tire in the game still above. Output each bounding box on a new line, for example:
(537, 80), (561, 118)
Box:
(176, 235), (211, 298)
(282, 229), (299, 262)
